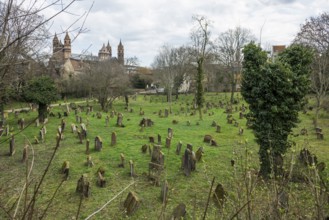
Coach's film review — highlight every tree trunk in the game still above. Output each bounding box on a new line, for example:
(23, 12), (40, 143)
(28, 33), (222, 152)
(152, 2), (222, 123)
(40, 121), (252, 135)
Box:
(38, 103), (48, 123)
(314, 95), (321, 128)
(124, 95), (129, 109)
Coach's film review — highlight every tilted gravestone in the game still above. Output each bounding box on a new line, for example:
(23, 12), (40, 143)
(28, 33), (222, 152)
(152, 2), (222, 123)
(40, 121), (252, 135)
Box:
(195, 147), (204, 162)
(182, 146), (196, 176)
(62, 161), (70, 180)
(124, 191), (141, 216)
(116, 113), (124, 127)
(171, 203), (187, 220)
(141, 144), (148, 153)
(118, 153), (125, 168)
(165, 137), (171, 148)
(94, 136), (103, 151)
(76, 175), (90, 198)
(203, 135), (212, 143)
(213, 183), (227, 208)
(86, 155), (94, 167)
(97, 171), (106, 187)
(129, 160), (137, 177)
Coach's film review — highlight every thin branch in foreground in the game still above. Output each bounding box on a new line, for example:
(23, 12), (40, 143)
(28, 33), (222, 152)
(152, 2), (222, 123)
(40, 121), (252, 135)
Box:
(84, 181), (135, 220)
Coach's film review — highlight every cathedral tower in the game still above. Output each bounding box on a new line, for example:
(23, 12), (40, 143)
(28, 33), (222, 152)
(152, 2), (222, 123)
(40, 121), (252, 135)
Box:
(118, 40), (124, 65)
(63, 32), (71, 59)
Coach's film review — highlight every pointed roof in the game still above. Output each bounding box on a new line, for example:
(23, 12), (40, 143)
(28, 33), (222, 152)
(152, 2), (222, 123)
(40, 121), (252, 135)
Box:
(53, 33), (59, 43)
(118, 39), (123, 49)
(106, 41), (111, 51)
(64, 31), (70, 40)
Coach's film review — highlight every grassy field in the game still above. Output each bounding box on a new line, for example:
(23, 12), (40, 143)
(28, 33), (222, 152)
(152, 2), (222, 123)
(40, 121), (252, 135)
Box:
(0, 93), (328, 219)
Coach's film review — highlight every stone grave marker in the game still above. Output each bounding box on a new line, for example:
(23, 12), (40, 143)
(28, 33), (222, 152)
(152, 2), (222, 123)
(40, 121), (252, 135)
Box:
(203, 135), (212, 143)
(94, 136), (103, 151)
(62, 161), (70, 180)
(129, 160), (137, 177)
(171, 203), (187, 220)
(165, 137), (171, 148)
(97, 171), (106, 187)
(9, 135), (15, 156)
(35, 118), (39, 127)
(111, 131), (117, 146)
(195, 147), (204, 162)
(157, 134), (161, 144)
(105, 115), (110, 127)
(86, 155), (94, 167)
(176, 141), (182, 155)
(239, 127), (244, 135)
(164, 109), (169, 117)
(61, 119), (66, 132)
(22, 145), (28, 163)
(124, 191), (141, 216)
(149, 136), (155, 143)
(76, 175), (90, 198)
(211, 120), (217, 127)
(210, 139), (218, 147)
(182, 146), (195, 176)
(213, 183), (227, 208)
(216, 125), (221, 133)
(160, 180), (169, 204)
(116, 113), (124, 127)
(118, 153), (125, 168)
(141, 144), (148, 153)
(168, 128), (173, 138)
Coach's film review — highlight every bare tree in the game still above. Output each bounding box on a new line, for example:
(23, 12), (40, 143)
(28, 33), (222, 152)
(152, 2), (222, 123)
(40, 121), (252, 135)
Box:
(81, 60), (130, 111)
(215, 26), (256, 103)
(0, 0), (91, 121)
(294, 12), (329, 127)
(153, 45), (191, 105)
(190, 15), (212, 120)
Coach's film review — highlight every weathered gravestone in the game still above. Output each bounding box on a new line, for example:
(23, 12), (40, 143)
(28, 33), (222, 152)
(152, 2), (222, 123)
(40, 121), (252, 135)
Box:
(105, 115), (110, 127)
(9, 135), (15, 156)
(176, 141), (182, 155)
(160, 180), (169, 204)
(71, 123), (77, 133)
(195, 147), (204, 162)
(216, 125), (221, 133)
(111, 131), (117, 146)
(210, 139), (218, 147)
(22, 145), (28, 163)
(157, 134), (161, 144)
(164, 109), (169, 117)
(239, 127), (244, 135)
(203, 135), (212, 143)
(129, 160), (137, 177)
(213, 183), (227, 208)
(118, 153), (125, 168)
(86, 155), (94, 167)
(182, 145), (196, 176)
(124, 191), (141, 216)
(149, 136), (155, 143)
(211, 120), (217, 127)
(170, 203), (187, 220)
(62, 161), (70, 180)
(116, 113), (124, 127)
(165, 137), (171, 148)
(141, 144), (149, 153)
(94, 136), (103, 151)
(97, 171), (106, 187)
(168, 128), (173, 139)
(76, 175), (90, 198)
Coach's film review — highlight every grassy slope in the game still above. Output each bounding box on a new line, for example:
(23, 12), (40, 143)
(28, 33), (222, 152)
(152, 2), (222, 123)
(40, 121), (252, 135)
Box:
(0, 93), (328, 219)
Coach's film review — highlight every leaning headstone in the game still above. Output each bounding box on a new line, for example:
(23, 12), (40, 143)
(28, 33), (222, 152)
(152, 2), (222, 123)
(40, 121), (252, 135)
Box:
(118, 153), (125, 168)
(160, 180), (169, 204)
(149, 136), (155, 143)
(182, 147), (195, 176)
(77, 131), (83, 144)
(22, 145), (28, 163)
(111, 131), (117, 146)
(141, 144), (148, 153)
(124, 191), (141, 216)
(9, 135), (15, 156)
(210, 139), (218, 147)
(165, 137), (171, 148)
(76, 175), (90, 198)
(105, 115), (110, 127)
(62, 161), (70, 180)
(195, 147), (204, 162)
(176, 141), (182, 155)
(86, 155), (94, 167)
(97, 172), (106, 187)
(94, 136), (103, 151)
(213, 183), (227, 208)
(171, 203), (187, 220)
(216, 125), (221, 133)
(203, 135), (212, 143)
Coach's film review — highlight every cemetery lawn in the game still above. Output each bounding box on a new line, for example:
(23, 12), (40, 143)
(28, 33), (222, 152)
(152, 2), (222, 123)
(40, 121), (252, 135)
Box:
(1, 93), (328, 219)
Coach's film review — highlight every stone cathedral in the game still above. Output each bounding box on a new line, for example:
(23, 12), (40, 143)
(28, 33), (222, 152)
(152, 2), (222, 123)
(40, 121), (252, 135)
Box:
(49, 32), (125, 78)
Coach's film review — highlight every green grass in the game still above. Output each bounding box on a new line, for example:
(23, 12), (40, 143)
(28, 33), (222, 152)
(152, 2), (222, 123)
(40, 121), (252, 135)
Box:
(0, 93), (328, 219)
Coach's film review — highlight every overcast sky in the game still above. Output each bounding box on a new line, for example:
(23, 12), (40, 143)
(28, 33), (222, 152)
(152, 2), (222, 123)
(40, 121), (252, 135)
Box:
(44, 0), (329, 67)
